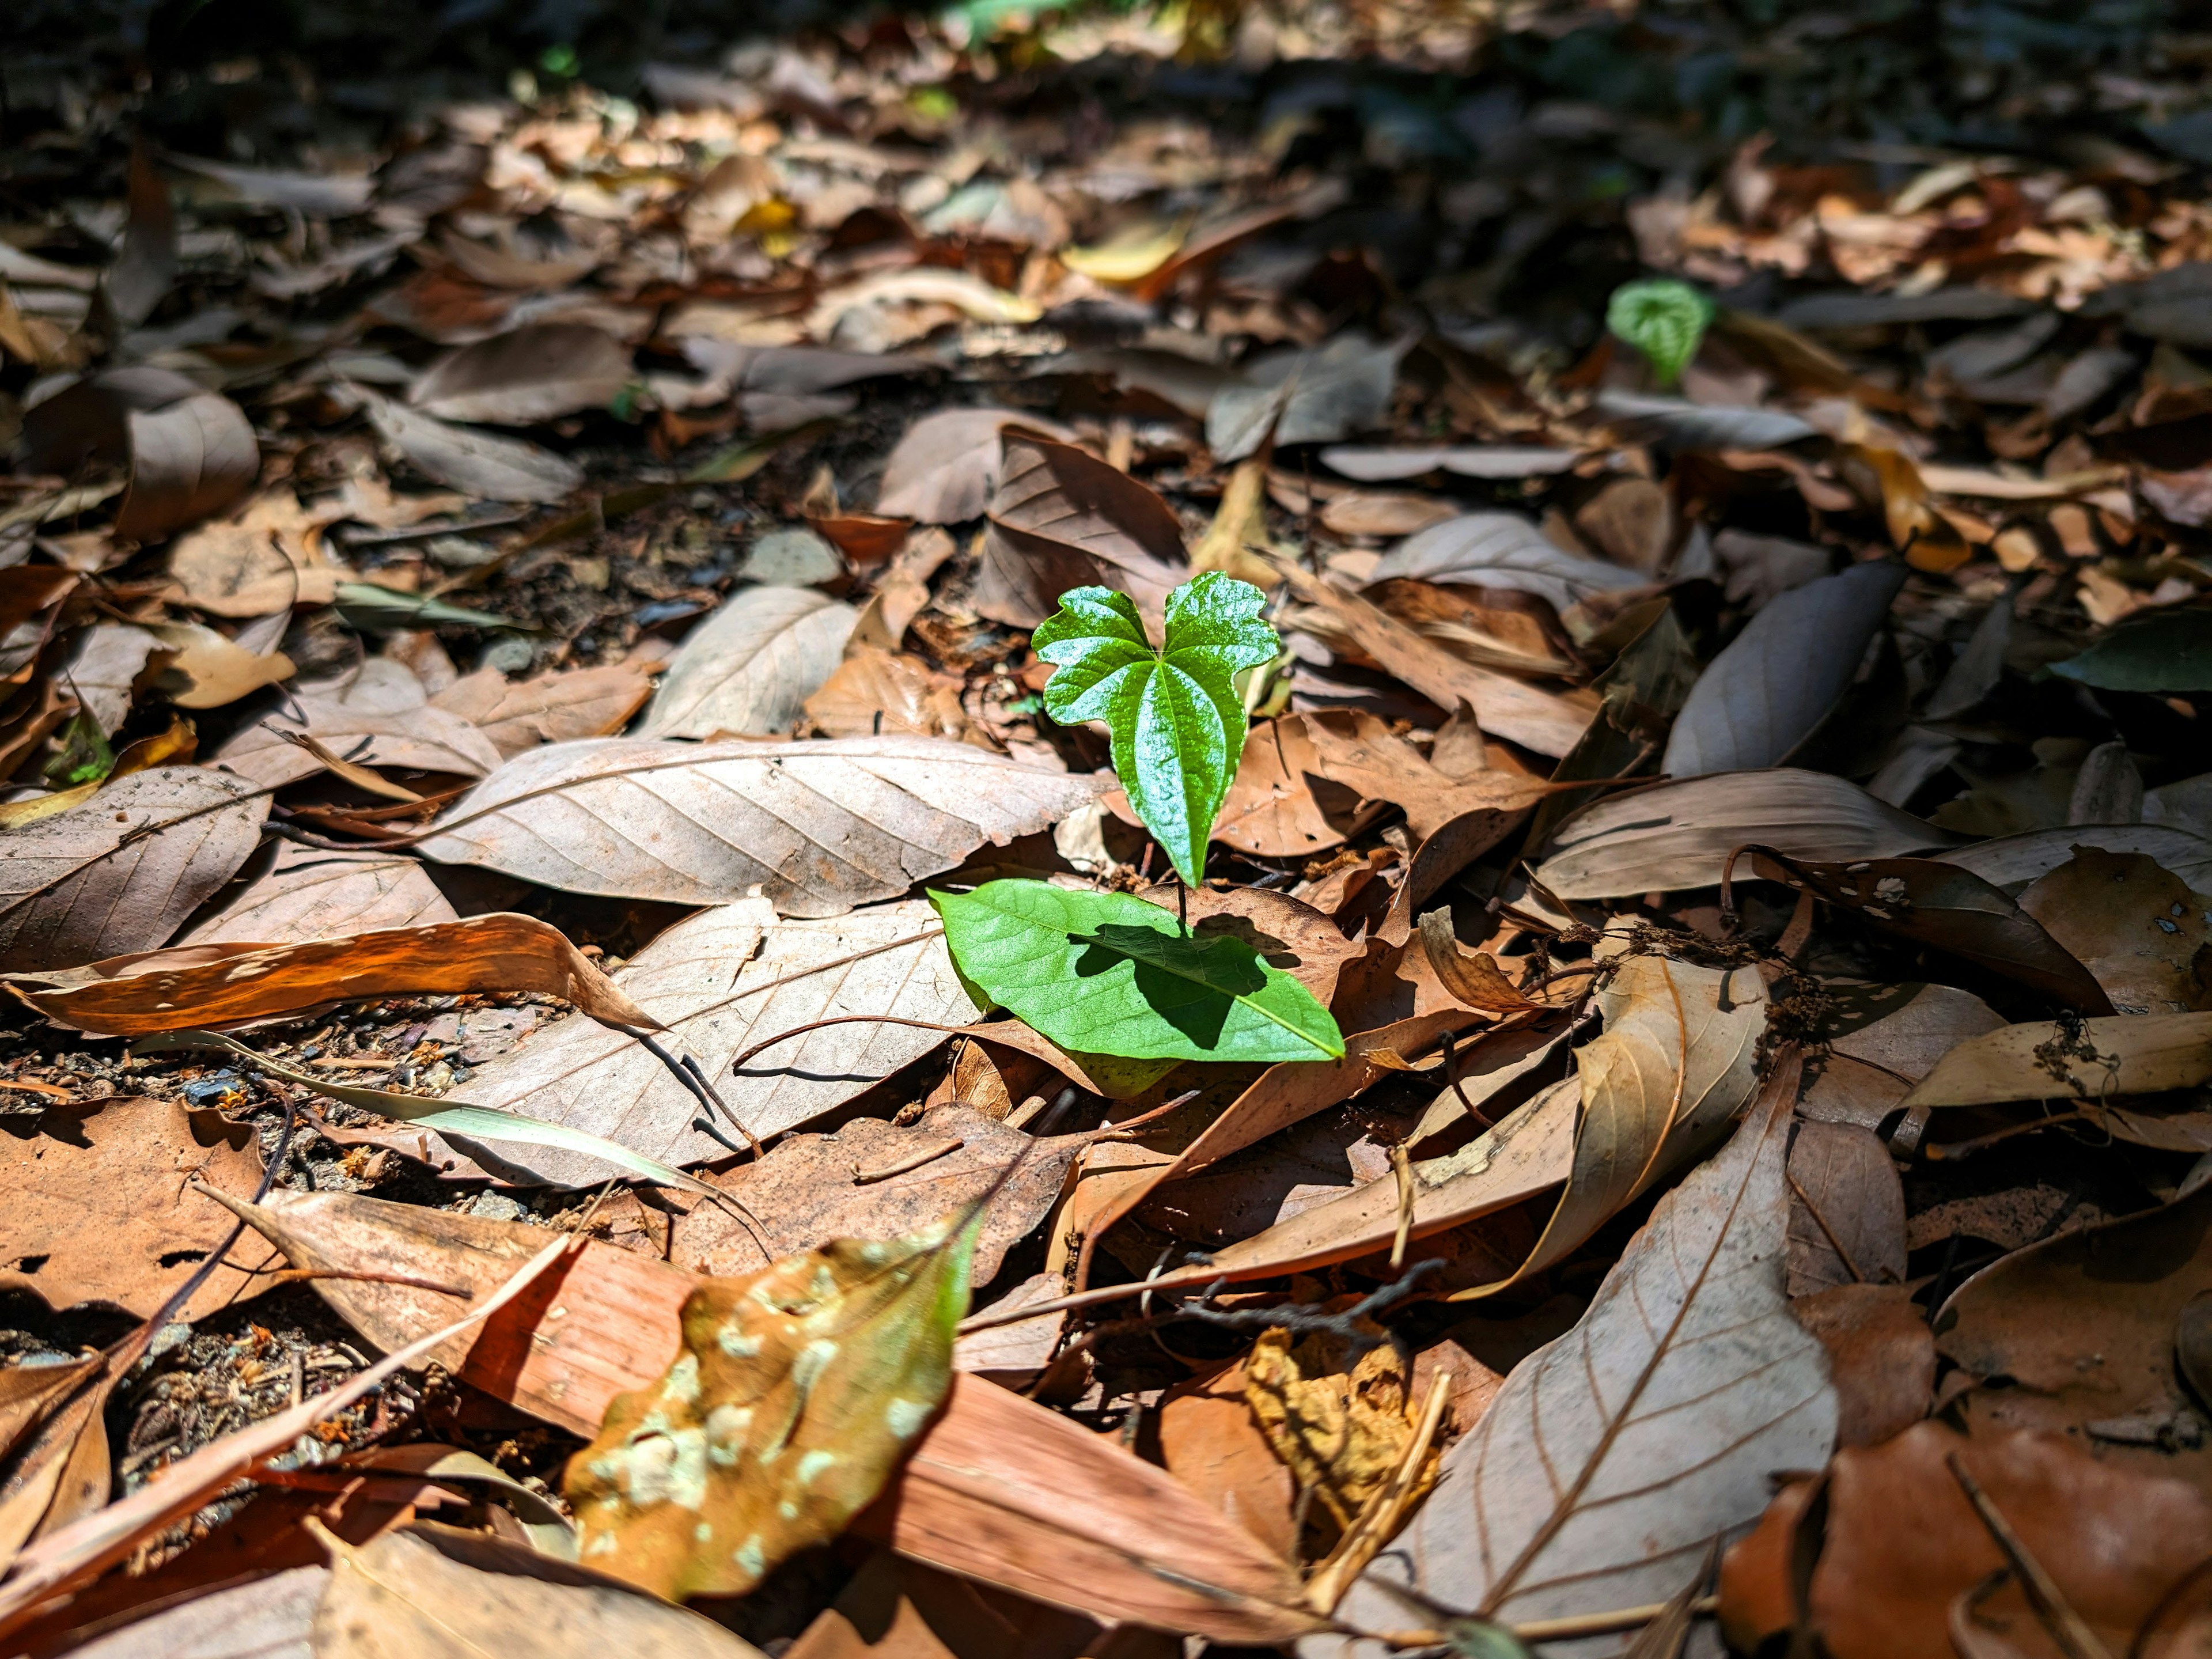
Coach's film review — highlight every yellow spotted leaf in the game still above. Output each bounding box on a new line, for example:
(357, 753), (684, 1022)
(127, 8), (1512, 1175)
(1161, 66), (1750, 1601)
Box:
(565, 1210), (983, 1600)
(1243, 1311), (1438, 1539)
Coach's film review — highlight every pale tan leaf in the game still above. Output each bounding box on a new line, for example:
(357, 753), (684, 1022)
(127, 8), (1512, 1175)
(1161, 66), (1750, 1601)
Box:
(143, 622), (294, 710)
(1368, 511), (1643, 611)
(803, 646), (972, 743)
(875, 407), (1071, 525)
(1786, 1119), (1907, 1297)
(454, 898), (978, 1179)
(640, 586), (858, 739)
(414, 735), (1104, 915)
(1937, 824), (2212, 894)
(975, 430), (1188, 628)
(1799, 983), (2005, 1131)
(164, 488), (344, 618)
(1901, 1010), (2212, 1110)
(214, 672), (501, 789)
(429, 663), (651, 758)
(0, 767), (268, 972)
(179, 842), (457, 945)
(1535, 770), (1958, 900)
(359, 389), (581, 505)
(1323, 1058), (1836, 1652)
(315, 1525), (764, 1658)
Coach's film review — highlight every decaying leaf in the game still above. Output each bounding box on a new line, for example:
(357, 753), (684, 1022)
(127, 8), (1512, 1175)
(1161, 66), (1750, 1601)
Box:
(0, 767), (268, 972)
(414, 735), (1103, 916)
(1244, 1313), (1438, 1536)
(360, 389), (582, 505)
(2, 911), (656, 1035)
(1786, 1119), (1906, 1297)
(214, 669), (503, 790)
(456, 898), (977, 1179)
(2017, 846), (2212, 1013)
(20, 368), (257, 541)
(874, 408), (1071, 524)
(1325, 1056), (1835, 1649)
(641, 586), (860, 739)
(566, 1207), (983, 1598)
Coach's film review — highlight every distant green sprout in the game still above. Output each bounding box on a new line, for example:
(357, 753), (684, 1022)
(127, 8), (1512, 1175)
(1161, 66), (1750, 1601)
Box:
(1607, 278), (1714, 388)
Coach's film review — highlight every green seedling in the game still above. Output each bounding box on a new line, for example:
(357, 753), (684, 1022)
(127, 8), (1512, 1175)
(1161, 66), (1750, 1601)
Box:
(1606, 278), (1714, 388)
(929, 572), (1344, 1065)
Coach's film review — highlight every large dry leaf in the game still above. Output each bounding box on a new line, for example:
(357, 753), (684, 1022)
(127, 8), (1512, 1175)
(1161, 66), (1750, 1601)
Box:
(1902, 1009), (2212, 1109)
(1938, 823), (2212, 893)
(2017, 846), (2212, 1013)
(214, 670), (502, 790)
(640, 586), (859, 739)
(1798, 982), (2005, 1131)
(1323, 1056), (1836, 1653)
(179, 842), (457, 944)
(1721, 1424), (2212, 1659)
(0, 1095), (264, 1320)
(1535, 770), (1957, 900)
(429, 664), (652, 758)
(142, 620), (294, 710)
(2, 912), (656, 1035)
(1662, 562), (1905, 777)
(359, 389), (581, 504)
(0, 767), (268, 972)
(875, 407), (1071, 524)
(414, 734), (1104, 915)
(803, 647), (973, 743)
(59, 1563), (328, 1659)
(1791, 1284), (1933, 1449)
(408, 323), (632, 424)
(165, 487), (345, 617)
(317, 1526), (764, 1659)
(455, 899), (976, 1181)
(1269, 558), (1596, 757)
(975, 430), (1188, 627)
(1934, 1180), (2212, 1494)
(685, 1107), (1085, 1283)
(20, 367), (257, 541)
(1368, 512), (1646, 612)
(1213, 714), (1385, 858)
(219, 1190), (1321, 1644)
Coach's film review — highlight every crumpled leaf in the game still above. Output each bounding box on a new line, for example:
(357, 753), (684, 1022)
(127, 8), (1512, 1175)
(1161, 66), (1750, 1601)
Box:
(20, 367), (257, 541)
(930, 880), (1344, 1063)
(1902, 1009), (2212, 1111)
(1036, 573), (1278, 884)
(565, 1207), (983, 1599)
(1244, 1314), (1438, 1536)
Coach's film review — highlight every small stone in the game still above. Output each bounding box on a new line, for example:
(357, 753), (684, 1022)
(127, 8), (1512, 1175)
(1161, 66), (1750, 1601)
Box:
(479, 635), (535, 675)
(468, 1192), (528, 1223)
(425, 535), (501, 570)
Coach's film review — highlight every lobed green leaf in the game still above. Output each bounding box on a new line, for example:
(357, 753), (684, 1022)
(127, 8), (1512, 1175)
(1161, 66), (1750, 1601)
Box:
(1606, 279), (1714, 389)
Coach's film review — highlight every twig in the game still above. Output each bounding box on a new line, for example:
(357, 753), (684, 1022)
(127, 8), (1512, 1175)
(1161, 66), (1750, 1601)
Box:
(854, 1137), (964, 1184)
(1388, 1142), (1416, 1272)
(1946, 1452), (2115, 1659)
(624, 1026), (762, 1156)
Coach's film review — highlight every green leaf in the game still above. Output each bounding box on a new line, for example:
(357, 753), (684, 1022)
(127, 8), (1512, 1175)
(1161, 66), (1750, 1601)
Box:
(1606, 279), (1714, 388)
(334, 581), (537, 634)
(41, 706), (115, 789)
(930, 878), (1344, 1063)
(1034, 572), (1279, 885)
(2052, 607), (2212, 691)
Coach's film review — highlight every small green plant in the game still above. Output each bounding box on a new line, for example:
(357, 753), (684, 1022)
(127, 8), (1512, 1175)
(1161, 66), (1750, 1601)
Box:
(929, 572), (1344, 1065)
(1606, 278), (1714, 388)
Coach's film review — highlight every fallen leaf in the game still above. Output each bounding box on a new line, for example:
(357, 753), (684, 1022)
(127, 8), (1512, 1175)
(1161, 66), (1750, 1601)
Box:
(179, 842), (457, 944)
(457, 898), (976, 1180)
(1300, 711), (1550, 841)
(780, 1551), (1131, 1659)
(566, 1206), (983, 1599)
(1366, 511), (1645, 613)
(1786, 1119), (1906, 1296)
(1735, 849), (2113, 1013)
(1244, 1312), (1437, 1536)
(429, 663), (653, 757)
(415, 735), (1103, 916)
(165, 488), (344, 617)
(640, 586), (859, 739)
(409, 323), (632, 424)
(675, 1105), (1084, 1283)
(1157, 1361), (1298, 1561)
(1800, 982), (2006, 1131)
(1722, 1424), (2212, 1659)
(804, 646), (972, 743)
(0, 1095), (263, 1320)
(1267, 558), (1596, 757)
(2016, 846), (2212, 1013)
(975, 429), (1188, 628)
(1213, 714), (1388, 858)
(1207, 334), (1407, 461)
(1535, 770), (1958, 900)
(141, 620), (295, 710)
(1593, 391), (1820, 450)
(1794, 1283), (1933, 1448)
(1324, 1053), (1834, 1644)
(1321, 446), (1586, 482)
(104, 137), (173, 327)
(0, 766), (268, 972)
(1662, 562), (1906, 777)
(359, 389), (582, 505)
(1940, 824), (2212, 895)
(20, 368), (257, 541)
(314, 1525), (766, 1659)
(57, 623), (159, 733)
(214, 669), (502, 790)
(874, 408), (1071, 525)
(1316, 490), (1460, 539)
(3, 911), (656, 1035)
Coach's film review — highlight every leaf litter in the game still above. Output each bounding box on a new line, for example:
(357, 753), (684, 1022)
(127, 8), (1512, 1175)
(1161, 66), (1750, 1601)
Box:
(6, 0), (2212, 1653)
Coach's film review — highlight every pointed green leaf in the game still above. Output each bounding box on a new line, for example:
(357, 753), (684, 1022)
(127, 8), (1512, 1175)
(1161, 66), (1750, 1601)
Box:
(1606, 279), (1714, 388)
(930, 878), (1343, 1063)
(1033, 572), (1278, 885)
